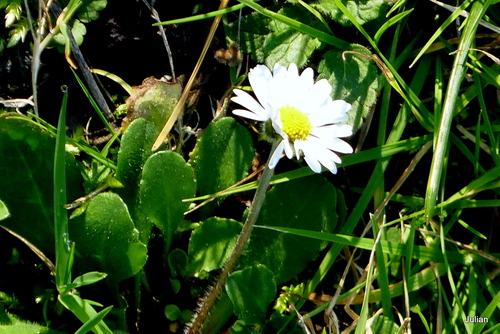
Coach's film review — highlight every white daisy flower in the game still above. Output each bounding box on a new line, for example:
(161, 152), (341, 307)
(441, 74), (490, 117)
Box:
(232, 63), (353, 174)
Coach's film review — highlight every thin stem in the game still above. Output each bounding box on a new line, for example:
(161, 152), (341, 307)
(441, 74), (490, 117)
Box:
(186, 141), (279, 334)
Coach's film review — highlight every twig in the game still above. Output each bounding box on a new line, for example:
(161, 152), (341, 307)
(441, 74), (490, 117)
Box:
(141, 0), (176, 80)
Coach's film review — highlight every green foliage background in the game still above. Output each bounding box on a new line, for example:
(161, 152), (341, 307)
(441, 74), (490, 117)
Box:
(1, 0), (500, 333)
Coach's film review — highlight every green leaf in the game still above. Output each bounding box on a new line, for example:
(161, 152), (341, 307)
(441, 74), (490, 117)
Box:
(54, 86), (73, 289)
(310, 0), (389, 26)
(77, 0), (107, 23)
(7, 18), (28, 48)
(74, 305), (113, 334)
(168, 248), (188, 277)
(227, 5), (322, 68)
(226, 10), (270, 64)
(0, 200), (9, 221)
(240, 174), (338, 284)
(70, 192), (147, 283)
(58, 294), (113, 334)
(0, 322), (66, 334)
(262, 6), (322, 68)
(229, 320), (260, 334)
(189, 117), (254, 216)
(139, 151), (196, 250)
(318, 45), (381, 132)
(4, 0), (21, 27)
(67, 271), (108, 290)
(187, 217), (241, 274)
(115, 118), (158, 221)
(164, 304), (182, 321)
(0, 311), (66, 333)
(370, 315), (400, 334)
(53, 19), (86, 47)
(0, 115), (83, 255)
(226, 265), (276, 326)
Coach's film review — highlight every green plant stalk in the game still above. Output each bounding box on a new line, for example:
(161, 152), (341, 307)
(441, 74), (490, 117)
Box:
(425, 0), (492, 220)
(54, 86), (72, 289)
(32, 0), (83, 115)
(186, 141), (278, 334)
(155, 2), (251, 26)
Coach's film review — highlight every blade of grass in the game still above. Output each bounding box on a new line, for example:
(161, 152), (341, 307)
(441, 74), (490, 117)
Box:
(441, 164), (500, 207)
(440, 226), (468, 334)
(410, 0), (474, 67)
(237, 0), (350, 49)
(71, 69), (118, 141)
(74, 306), (113, 334)
(425, 0), (492, 220)
(374, 9), (413, 45)
(297, 0), (333, 34)
(90, 68), (132, 95)
(154, 2), (251, 26)
(354, 219), (384, 334)
(183, 134), (432, 203)
(472, 70), (500, 165)
(54, 85), (72, 288)
(372, 223), (393, 321)
(474, 289), (500, 334)
(255, 225), (468, 264)
(58, 294), (113, 334)
(330, 0), (434, 131)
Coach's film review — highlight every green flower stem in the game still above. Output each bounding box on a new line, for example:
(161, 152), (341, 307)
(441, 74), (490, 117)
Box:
(187, 141), (279, 334)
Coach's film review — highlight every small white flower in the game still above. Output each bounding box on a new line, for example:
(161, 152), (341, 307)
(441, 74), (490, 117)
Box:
(232, 63), (353, 174)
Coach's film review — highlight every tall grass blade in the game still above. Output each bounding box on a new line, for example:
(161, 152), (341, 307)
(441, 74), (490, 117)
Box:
(54, 86), (72, 288)
(425, 0), (491, 220)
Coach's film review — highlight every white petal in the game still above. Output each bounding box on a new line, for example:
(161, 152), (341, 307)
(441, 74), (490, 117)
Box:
(248, 65), (273, 111)
(232, 109), (268, 121)
(309, 100), (351, 126)
(300, 139), (341, 174)
(312, 124), (353, 139)
(300, 67), (314, 82)
(283, 138), (294, 159)
(304, 154), (322, 173)
(308, 79), (332, 104)
(299, 80), (331, 113)
(289, 67), (316, 109)
(286, 63), (299, 80)
(316, 151), (338, 174)
(325, 138), (353, 154)
(269, 65), (290, 108)
(231, 89), (269, 121)
(268, 141), (285, 169)
(273, 63), (288, 78)
(320, 138), (353, 155)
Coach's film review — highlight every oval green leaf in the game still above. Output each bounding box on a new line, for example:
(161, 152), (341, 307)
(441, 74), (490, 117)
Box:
(139, 151), (196, 250)
(70, 192), (147, 283)
(115, 118), (158, 222)
(187, 217), (242, 274)
(226, 264), (276, 326)
(240, 174), (338, 284)
(189, 117), (254, 217)
(0, 115), (83, 255)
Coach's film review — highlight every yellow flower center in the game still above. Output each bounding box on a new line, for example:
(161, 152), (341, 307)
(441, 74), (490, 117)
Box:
(279, 105), (312, 141)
